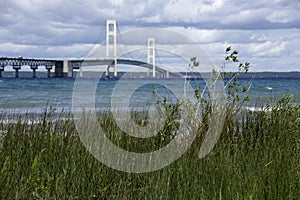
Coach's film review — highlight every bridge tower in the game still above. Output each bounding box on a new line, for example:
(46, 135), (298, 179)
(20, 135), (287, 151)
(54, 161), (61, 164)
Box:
(106, 19), (117, 78)
(147, 38), (156, 78)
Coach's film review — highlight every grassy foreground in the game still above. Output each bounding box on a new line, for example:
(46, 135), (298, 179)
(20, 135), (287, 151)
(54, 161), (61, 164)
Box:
(0, 101), (299, 199)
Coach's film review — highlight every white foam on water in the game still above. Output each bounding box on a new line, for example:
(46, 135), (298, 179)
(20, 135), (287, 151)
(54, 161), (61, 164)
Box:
(244, 106), (272, 112)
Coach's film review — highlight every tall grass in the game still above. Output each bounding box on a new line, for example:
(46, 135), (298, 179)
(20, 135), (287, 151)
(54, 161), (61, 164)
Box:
(0, 98), (299, 199)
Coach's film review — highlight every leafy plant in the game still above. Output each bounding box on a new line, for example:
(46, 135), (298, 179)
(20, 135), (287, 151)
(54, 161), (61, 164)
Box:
(222, 46), (252, 113)
(189, 46), (253, 115)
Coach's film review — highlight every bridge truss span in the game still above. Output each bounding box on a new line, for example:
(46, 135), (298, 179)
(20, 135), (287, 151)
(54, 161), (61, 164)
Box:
(0, 57), (55, 78)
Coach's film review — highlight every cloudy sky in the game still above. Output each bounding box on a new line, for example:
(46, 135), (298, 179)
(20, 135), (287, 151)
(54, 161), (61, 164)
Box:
(0, 0), (299, 71)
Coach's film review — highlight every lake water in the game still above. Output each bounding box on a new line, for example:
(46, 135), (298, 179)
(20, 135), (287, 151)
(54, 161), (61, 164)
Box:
(0, 72), (299, 116)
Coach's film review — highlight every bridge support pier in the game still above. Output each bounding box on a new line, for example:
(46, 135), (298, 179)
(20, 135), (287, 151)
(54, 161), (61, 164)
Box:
(54, 61), (64, 77)
(165, 70), (169, 78)
(32, 68), (36, 78)
(46, 65), (52, 78)
(70, 62), (82, 78)
(51, 64), (55, 77)
(106, 66), (111, 78)
(31, 65), (38, 78)
(79, 66), (83, 77)
(106, 64), (117, 78)
(0, 65), (4, 78)
(13, 65), (21, 78)
(63, 60), (72, 77)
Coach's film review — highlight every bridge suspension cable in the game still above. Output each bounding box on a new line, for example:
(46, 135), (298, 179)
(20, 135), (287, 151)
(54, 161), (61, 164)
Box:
(136, 48), (148, 62)
(77, 21), (106, 59)
(116, 24), (135, 60)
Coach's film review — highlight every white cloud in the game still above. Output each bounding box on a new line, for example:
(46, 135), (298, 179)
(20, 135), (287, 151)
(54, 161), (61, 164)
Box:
(0, 42), (39, 55)
(139, 15), (162, 23)
(266, 8), (300, 24)
(248, 41), (285, 57)
(221, 9), (268, 26)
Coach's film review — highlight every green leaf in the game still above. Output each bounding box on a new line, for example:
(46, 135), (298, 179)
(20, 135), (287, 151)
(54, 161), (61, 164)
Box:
(232, 57), (239, 62)
(226, 46), (231, 52)
(232, 50), (238, 55)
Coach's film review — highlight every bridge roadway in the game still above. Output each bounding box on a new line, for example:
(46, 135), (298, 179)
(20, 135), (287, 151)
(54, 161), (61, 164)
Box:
(0, 57), (168, 78)
(72, 58), (165, 73)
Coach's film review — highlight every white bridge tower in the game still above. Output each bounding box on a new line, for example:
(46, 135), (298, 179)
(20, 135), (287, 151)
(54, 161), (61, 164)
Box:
(147, 38), (156, 78)
(106, 19), (117, 78)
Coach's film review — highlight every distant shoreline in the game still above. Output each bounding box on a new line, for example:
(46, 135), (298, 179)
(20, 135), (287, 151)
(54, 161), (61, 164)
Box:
(0, 71), (300, 79)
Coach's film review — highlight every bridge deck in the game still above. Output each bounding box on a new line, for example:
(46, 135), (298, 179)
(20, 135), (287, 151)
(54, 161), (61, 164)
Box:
(0, 57), (165, 73)
(75, 58), (165, 73)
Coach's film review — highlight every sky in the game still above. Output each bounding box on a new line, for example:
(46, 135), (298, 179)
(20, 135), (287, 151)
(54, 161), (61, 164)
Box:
(0, 0), (299, 72)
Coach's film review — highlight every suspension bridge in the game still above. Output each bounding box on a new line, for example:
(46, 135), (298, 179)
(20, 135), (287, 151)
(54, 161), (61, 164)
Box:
(0, 20), (178, 78)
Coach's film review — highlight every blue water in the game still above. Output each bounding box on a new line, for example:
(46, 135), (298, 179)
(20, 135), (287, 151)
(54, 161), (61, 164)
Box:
(246, 78), (300, 105)
(0, 74), (299, 115)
